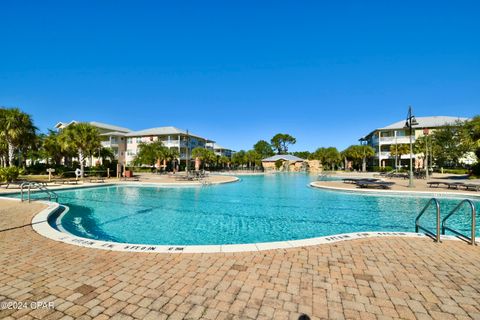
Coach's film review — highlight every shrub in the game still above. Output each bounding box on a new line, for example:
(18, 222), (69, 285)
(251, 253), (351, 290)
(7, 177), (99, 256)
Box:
(0, 167), (24, 182)
(369, 166), (393, 172)
(471, 163), (480, 177)
(441, 168), (469, 174)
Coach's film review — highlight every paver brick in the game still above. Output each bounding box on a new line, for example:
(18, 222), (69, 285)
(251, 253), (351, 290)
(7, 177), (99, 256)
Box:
(1, 200), (480, 320)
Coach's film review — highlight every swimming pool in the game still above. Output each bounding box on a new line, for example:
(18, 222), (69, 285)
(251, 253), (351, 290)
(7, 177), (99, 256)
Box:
(25, 174), (480, 246)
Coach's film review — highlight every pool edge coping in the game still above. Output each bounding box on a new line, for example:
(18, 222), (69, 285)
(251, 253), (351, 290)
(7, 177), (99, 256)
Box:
(19, 197), (461, 254)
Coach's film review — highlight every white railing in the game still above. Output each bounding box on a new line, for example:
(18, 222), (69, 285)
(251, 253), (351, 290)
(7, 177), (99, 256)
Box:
(379, 136), (415, 144)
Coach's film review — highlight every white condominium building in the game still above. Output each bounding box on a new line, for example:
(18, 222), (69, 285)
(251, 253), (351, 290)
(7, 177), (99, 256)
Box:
(55, 121), (232, 166)
(359, 116), (470, 168)
(124, 126), (213, 165)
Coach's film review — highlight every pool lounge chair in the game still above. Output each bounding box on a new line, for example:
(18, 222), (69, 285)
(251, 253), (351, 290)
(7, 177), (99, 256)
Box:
(1, 179), (49, 189)
(464, 183), (480, 191)
(121, 175), (139, 181)
(446, 182), (465, 189)
(342, 178), (379, 184)
(356, 181), (395, 189)
(89, 176), (105, 183)
(54, 173), (79, 185)
(427, 181), (449, 188)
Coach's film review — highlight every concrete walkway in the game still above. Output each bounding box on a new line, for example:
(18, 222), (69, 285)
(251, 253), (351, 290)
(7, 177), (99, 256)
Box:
(1, 199), (480, 319)
(0, 174), (238, 195)
(313, 173), (480, 196)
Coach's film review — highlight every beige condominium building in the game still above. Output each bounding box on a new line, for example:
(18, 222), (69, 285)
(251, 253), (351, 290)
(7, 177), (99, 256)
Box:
(206, 142), (234, 158)
(55, 121), (131, 165)
(359, 116), (470, 169)
(124, 126), (214, 165)
(55, 121), (230, 166)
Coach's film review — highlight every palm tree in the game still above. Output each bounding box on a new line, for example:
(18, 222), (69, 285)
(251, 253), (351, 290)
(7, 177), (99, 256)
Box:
(312, 147), (341, 170)
(58, 123), (101, 177)
(191, 147), (216, 169)
(0, 107), (37, 167)
(40, 130), (66, 165)
(342, 145), (375, 171)
(390, 144), (410, 170)
(94, 147), (115, 164)
(245, 150), (261, 170)
(133, 141), (168, 167)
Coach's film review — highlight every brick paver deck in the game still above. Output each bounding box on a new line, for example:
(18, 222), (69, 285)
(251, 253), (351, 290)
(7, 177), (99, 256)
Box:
(1, 199), (480, 320)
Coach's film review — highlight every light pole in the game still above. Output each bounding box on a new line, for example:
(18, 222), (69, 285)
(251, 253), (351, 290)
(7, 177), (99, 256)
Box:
(404, 106), (418, 188)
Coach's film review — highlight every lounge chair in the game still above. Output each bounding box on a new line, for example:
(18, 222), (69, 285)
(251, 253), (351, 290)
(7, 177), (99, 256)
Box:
(356, 181), (395, 189)
(1, 179), (49, 189)
(463, 183), (480, 191)
(446, 182), (465, 189)
(89, 176), (105, 183)
(120, 175), (139, 181)
(342, 178), (379, 184)
(54, 172), (79, 185)
(427, 181), (449, 188)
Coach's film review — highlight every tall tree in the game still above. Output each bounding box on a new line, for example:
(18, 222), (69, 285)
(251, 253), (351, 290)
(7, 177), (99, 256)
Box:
(232, 150), (246, 167)
(133, 141), (168, 167)
(292, 151), (311, 160)
(245, 150), (261, 169)
(58, 123), (101, 177)
(312, 147), (341, 170)
(465, 115), (480, 162)
(191, 147), (216, 169)
(253, 140), (274, 159)
(390, 144), (410, 169)
(41, 130), (66, 165)
(0, 107), (37, 167)
(430, 123), (472, 167)
(94, 147), (115, 164)
(270, 133), (296, 154)
(342, 145), (375, 171)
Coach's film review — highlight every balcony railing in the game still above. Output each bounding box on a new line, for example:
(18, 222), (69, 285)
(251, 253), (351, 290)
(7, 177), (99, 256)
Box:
(379, 136), (415, 144)
(101, 141), (119, 147)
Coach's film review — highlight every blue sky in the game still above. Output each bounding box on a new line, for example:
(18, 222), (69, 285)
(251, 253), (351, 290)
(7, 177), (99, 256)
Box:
(1, 1), (479, 151)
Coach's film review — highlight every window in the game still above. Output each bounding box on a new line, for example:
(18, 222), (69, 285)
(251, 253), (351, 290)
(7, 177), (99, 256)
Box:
(136, 137), (142, 143)
(127, 138), (132, 144)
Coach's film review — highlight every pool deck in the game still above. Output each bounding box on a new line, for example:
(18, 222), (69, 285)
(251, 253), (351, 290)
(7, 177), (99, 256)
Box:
(0, 173), (239, 195)
(311, 174), (480, 197)
(1, 199), (480, 319)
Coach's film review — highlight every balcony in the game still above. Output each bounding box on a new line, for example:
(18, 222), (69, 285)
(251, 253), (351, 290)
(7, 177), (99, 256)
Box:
(379, 136), (415, 144)
(101, 140), (119, 148)
(375, 151), (391, 159)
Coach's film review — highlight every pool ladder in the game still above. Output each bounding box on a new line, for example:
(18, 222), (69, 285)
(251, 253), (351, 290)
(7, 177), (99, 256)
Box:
(20, 182), (58, 203)
(415, 198), (477, 245)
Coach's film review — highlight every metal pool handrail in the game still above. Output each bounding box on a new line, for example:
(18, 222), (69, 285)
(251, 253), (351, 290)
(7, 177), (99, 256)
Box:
(415, 198), (441, 243)
(20, 182), (58, 203)
(442, 199), (476, 246)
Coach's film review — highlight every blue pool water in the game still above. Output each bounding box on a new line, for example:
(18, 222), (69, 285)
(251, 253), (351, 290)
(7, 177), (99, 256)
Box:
(17, 174), (480, 245)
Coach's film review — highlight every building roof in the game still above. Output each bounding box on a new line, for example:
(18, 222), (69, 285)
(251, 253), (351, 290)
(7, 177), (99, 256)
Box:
(89, 121), (131, 133)
(100, 131), (128, 137)
(206, 142), (231, 151)
(380, 116), (469, 130)
(125, 126), (213, 142)
(55, 120), (131, 133)
(361, 116), (470, 140)
(262, 155), (305, 162)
